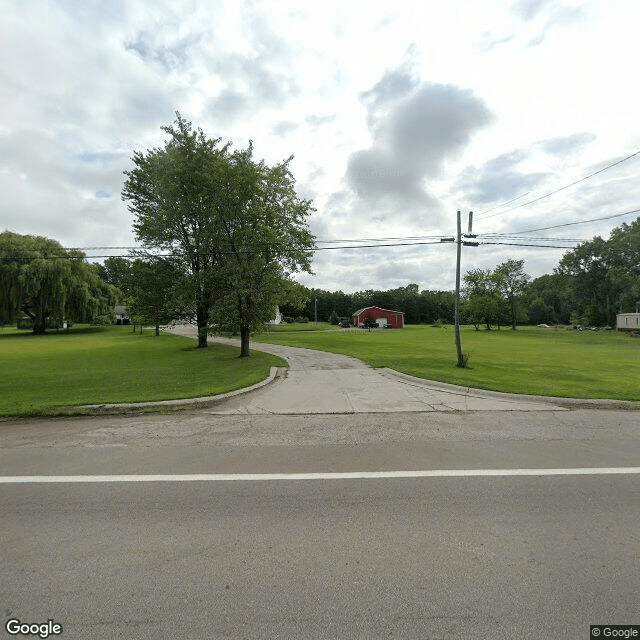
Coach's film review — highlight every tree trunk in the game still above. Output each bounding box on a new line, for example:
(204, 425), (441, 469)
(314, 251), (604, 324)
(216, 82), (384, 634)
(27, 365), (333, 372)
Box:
(155, 323), (160, 336)
(32, 313), (46, 334)
(240, 325), (251, 357)
(196, 303), (208, 348)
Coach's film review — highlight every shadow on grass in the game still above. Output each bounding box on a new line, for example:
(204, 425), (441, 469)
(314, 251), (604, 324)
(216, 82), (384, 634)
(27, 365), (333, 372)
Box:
(0, 326), (111, 340)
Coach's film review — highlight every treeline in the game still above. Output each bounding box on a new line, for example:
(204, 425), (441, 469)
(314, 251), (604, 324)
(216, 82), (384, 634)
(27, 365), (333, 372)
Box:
(280, 217), (640, 328)
(280, 285), (456, 325)
(530, 217), (640, 326)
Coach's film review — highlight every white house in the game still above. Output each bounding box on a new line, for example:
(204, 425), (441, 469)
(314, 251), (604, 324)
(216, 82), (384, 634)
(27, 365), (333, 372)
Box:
(115, 305), (129, 325)
(269, 306), (283, 325)
(616, 313), (640, 330)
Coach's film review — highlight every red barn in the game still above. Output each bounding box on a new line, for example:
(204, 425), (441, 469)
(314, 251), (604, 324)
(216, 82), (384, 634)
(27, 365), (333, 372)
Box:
(352, 306), (404, 329)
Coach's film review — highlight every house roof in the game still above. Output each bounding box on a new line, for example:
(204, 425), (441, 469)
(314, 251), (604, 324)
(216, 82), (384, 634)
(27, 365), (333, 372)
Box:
(352, 306), (405, 316)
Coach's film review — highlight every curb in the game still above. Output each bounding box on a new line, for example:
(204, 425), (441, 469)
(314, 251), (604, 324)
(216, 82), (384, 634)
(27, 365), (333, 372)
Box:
(379, 368), (639, 410)
(79, 367), (285, 413)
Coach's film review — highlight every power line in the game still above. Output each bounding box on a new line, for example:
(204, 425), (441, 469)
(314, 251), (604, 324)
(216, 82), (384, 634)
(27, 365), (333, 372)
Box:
(315, 240), (446, 250)
(7, 206), (639, 262)
(477, 149), (640, 221)
(482, 207), (640, 236)
(3, 234), (591, 263)
(479, 235), (587, 242)
(480, 242), (579, 249)
(1, 240), (453, 261)
(316, 235), (446, 243)
(62, 236), (450, 251)
(476, 191), (531, 215)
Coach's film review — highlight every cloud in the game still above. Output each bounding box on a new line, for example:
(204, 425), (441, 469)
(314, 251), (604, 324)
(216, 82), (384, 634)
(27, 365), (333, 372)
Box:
(124, 32), (203, 71)
(457, 149), (550, 204)
(0, 126), (131, 246)
(272, 121), (299, 137)
(511, 0), (586, 46)
(206, 52), (299, 124)
(545, 4), (585, 28)
(203, 12), (300, 126)
(476, 33), (516, 53)
(345, 65), (494, 217)
(305, 114), (337, 127)
(537, 132), (596, 156)
(511, 0), (554, 21)
(360, 63), (419, 120)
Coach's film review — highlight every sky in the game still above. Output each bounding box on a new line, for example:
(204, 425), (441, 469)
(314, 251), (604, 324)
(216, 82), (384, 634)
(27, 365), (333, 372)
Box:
(2, 0), (640, 292)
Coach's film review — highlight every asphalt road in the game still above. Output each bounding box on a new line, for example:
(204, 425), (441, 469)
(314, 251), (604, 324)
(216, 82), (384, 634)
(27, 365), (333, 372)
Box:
(2, 409), (640, 639)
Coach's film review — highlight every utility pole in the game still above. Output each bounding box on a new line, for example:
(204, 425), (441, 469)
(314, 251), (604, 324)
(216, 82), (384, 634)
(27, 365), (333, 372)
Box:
(314, 297), (318, 324)
(454, 211), (465, 368)
(453, 210), (477, 368)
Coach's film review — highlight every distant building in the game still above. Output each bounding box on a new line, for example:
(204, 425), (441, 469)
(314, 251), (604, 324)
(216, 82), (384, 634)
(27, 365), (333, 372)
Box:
(16, 316), (33, 330)
(616, 312), (640, 330)
(269, 306), (283, 325)
(352, 306), (404, 329)
(115, 305), (130, 325)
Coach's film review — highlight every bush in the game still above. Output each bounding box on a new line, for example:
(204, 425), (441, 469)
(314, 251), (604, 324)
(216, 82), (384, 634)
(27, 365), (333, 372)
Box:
(283, 316), (294, 324)
(91, 314), (114, 326)
(363, 314), (377, 329)
(295, 316), (309, 323)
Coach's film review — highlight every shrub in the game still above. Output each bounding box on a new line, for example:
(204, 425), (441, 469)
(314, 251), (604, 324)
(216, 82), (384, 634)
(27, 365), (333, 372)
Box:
(91, 314), (114, 326)
(363, 314), (377, 329)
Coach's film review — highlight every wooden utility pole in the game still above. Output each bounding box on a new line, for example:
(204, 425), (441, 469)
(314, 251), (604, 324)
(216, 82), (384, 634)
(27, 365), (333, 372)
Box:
(454, 210), (476, 368)
(454, 211), (465, 367)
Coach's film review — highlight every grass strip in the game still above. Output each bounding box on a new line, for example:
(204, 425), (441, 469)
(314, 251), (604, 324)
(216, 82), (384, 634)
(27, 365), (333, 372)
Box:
(254, 325), (640, 401)
(0, 326), (286, 417)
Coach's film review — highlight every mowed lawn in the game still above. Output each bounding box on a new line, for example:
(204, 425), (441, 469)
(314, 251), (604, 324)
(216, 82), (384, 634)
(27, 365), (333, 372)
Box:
(0, 326), (286, 417)
(254, 325), (640, 401)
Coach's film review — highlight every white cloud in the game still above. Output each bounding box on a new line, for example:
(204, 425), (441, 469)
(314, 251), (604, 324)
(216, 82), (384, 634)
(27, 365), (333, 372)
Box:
(1, 0), (639, 291)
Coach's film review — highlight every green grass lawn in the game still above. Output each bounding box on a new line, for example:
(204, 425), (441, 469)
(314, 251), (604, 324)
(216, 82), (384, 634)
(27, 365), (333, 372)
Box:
(263, 321), (334, 332)
(0, 325), (286, 417)
(254, 325), (640, 401)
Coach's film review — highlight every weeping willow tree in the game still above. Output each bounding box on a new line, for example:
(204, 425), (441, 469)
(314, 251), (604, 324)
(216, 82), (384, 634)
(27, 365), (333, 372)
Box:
(0, 231), (118, 333)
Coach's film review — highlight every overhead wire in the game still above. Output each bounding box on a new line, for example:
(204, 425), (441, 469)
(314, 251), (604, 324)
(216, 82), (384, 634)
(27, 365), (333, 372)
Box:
(478, 207), (640, 236)
(10, 208), (639, 262)
(476, 148), (640, 221)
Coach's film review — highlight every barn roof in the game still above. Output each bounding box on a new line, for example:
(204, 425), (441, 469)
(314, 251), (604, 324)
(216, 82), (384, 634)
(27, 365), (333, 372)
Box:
(352, 306), (404, 316)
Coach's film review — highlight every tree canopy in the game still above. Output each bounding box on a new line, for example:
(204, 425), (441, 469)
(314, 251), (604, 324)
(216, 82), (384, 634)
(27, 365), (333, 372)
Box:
(0, 231), (117, 333)
(122, 113), (315, 354)
(127, 257), (188, 336)
(556, 217), (640, 325)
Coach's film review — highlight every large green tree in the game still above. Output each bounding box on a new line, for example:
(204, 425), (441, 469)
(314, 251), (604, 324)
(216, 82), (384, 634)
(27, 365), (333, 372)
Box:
(493, 259), (530, 330)
(127, 257), (187, 336)
(555, 218), (640, 326)
(122, 113), (315, 354)
(0, 231), (117, 333)
(523, 273), (572, 325)
(461, 268), (506, 330)
(96, 257), (135, 297)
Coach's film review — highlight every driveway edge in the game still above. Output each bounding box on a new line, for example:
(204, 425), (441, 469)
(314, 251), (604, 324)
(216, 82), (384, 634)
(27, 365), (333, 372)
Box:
(379, 368), (639, 410)
(79, 366), (284, 413)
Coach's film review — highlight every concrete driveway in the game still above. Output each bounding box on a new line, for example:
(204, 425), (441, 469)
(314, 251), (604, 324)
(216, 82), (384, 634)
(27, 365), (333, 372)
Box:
(165, 325), (565, 414)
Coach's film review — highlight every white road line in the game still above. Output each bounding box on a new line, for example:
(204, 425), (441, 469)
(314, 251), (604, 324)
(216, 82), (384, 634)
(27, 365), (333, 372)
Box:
(1, 468), (640, 483)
